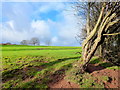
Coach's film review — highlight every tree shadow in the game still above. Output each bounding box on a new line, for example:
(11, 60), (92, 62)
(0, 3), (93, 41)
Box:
(2, 56), (80, 83)
(87, 60), (115, 73)
(2, 65), (44, 83)
(90, 58), (101, 64)
(99, 62), (115, 68)
(86, 64), (105, 73)
(42, 56), (80, 67)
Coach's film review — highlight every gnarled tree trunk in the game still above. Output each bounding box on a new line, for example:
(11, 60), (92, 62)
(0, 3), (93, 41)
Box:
(80, 2), (120, 73)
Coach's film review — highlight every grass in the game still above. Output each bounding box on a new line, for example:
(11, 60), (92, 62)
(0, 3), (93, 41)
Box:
(90, 56), (102, 64)
(66, 72), (105, 88)
(1, 45), (119, 88)
(2, 45), (81, 88)
(90, 56), (120, 70)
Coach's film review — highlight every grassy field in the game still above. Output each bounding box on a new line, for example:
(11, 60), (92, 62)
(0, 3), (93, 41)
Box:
(1, 45), (119, 88)
(1, 45), (81, 88)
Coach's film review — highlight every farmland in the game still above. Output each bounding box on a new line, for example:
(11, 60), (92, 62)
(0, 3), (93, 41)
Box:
(2, 45), (81, 88)
(1, 45), (119, 88)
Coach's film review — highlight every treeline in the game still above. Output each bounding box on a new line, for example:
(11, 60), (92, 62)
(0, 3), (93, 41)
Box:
(20, 37), (40, 46)
(20, 37), (51, 46)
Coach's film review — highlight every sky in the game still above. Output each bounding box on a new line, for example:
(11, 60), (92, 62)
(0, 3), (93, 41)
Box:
(1, 1), (85, 46)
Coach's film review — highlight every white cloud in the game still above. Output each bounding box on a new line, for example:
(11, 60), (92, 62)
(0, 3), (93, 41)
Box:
(31, 20), (51, 39)
(51, 36), (58, 43)
(2, 2), (33, 31)
(1, 2), (84, 46)
(56, 8), (82, 45)
(6, 20), (14, 30)
(1, 21), (29, 43)
(2, 0), (72, 2)
(2, 19), (52, 44)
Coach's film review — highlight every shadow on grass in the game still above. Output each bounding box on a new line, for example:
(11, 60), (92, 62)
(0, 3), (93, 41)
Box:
(36, 63), (73, 88)
(90, 58), (101, 64)
(18, 64), (73, 88)
(2, 56), (80, 83)
(87, 61), (116, 73)
(2, 65), (44, 83)
(87, 57), (117, 73)
(99, 62), (115, 68)
(42, 56), (80, 67)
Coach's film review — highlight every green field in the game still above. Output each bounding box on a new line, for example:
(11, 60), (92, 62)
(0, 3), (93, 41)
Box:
(1, 45), (119, 88)
(1, 45), (81, 88)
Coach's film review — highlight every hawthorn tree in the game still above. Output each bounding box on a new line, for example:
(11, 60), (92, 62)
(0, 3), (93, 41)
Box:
(75, 2), (120, 73)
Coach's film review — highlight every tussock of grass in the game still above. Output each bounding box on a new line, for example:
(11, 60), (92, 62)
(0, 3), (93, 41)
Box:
(99, 62), (114, 68)
(66, 71), (104, 88)
(97, 76), (109, 82)
(90, 57), (101, 64)
(106, 66), (120, 70)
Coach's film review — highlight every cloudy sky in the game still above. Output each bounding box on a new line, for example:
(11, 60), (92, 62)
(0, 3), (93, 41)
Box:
(1, 1), (85, 46)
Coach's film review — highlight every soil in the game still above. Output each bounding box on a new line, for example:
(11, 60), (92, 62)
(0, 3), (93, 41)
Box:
(48, 69), (80, 88)
(3, 63), (119, 88)
(48, 64), (119, 89)
(88, 64), (119, 88)
(2, 65), (44, 83)
(86, 64), (105, 73)
(48, 79), (80, 88)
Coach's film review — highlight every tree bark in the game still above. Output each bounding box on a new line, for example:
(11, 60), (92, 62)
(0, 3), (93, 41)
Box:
(80, 3), (120, 73)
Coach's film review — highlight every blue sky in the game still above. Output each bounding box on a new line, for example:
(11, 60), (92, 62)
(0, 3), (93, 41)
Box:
(1, 2), (85, 46)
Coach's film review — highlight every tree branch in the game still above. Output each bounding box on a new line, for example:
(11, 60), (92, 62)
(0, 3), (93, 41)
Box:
(103, 33), (120, 36)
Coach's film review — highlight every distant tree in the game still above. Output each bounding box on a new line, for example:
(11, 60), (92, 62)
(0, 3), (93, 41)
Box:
(20, 40), (28, 45)
(45, 39), (51, 46)
(6, 42), (11, 45)
(30, 37), (40, 46)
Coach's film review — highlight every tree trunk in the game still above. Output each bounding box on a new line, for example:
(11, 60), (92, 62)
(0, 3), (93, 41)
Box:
(80, 3), (119, 73)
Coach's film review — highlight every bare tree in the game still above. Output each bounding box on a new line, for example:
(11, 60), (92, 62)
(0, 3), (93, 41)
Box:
(75, 2), (120, 73)
(45, 39), (51, 46)
(20, 40), (28, 45)
(30, 37), (40, 46)
(75, 26), (87, 45)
